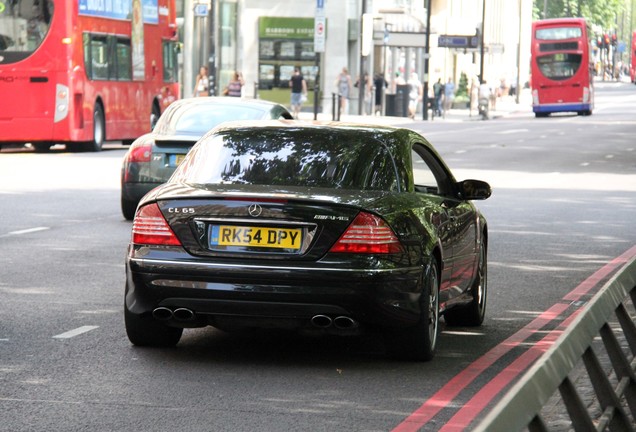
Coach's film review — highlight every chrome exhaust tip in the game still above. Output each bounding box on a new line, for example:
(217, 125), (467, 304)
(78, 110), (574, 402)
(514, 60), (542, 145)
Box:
(173, 308), (195, 321)
(310, 314), (333, 328)
(333, 316), (358, 330)
(152, 307), (173, 321)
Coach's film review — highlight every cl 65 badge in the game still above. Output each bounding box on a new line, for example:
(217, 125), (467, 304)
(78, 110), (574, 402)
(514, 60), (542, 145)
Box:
(168, 207), (195, 214)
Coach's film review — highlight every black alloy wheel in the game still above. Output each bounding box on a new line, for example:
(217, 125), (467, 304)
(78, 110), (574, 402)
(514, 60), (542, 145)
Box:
(385, 258), (440, 361)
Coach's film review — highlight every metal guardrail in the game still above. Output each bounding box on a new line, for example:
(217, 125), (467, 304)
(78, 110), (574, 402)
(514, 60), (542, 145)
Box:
(475, 256), (636, 431)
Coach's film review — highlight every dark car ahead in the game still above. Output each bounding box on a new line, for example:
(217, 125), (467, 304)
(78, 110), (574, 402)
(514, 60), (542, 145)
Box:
(124, 121), (491, 361)
(120, 97), (293, 220)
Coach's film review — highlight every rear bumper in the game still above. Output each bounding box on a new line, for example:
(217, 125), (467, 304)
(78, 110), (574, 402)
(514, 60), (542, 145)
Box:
(533, 103), (591, 113)
(125, 250), (425, 330)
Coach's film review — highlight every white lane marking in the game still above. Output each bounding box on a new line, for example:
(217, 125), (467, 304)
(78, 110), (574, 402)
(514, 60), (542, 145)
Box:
(53, 326), (99, 339)
(0, 227), (50, 238)
(497, 129), (529, 134)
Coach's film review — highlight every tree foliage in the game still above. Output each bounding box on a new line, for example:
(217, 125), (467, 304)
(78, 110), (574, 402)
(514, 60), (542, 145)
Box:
(532, 0), (627, 31)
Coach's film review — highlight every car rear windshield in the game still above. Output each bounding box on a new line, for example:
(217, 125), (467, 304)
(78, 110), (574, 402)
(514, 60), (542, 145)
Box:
(171, 129), (399, 191)
(157, 105), (268, 136)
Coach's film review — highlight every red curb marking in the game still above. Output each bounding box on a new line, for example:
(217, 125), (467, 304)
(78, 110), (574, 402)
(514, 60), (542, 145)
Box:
(391, 244), (636, 432)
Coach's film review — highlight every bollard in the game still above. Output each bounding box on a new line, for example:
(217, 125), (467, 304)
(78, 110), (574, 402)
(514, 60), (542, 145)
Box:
(332, 93), (336, 120)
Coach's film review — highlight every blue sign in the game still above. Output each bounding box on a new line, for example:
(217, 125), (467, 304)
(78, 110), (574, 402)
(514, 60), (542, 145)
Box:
(438, 34), (479, 49)
(618, 41), (626, 53)
(194, 3), (208, 17)
(316, 0), (324, 9)
(78, 0), (158, 24)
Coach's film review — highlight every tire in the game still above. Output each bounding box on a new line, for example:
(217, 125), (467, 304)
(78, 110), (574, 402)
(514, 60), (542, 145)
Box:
(121, 195), (138, 220)
(87, 104), (105, 152)
(125, 306), (183, 347)
(33, 142), (52, 152)
(385, 258), (440, 361)
(445, 240), (487, 327)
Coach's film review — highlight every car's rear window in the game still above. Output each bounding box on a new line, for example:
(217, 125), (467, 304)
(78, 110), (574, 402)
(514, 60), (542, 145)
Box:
(157, 105), (267, 136)
(171, 129), (398, 191)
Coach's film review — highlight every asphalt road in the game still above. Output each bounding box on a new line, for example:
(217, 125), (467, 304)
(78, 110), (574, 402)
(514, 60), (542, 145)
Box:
(1, 81), (635, 431)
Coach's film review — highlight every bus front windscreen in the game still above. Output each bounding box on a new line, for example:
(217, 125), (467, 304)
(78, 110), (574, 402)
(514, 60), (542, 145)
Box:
(0, 0), (54, 64)
(536, 53), (582, 81)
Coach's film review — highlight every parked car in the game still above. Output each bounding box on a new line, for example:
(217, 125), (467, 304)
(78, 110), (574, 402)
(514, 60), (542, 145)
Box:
(120, 97), (293, 220)
(124, 121), (491, 361)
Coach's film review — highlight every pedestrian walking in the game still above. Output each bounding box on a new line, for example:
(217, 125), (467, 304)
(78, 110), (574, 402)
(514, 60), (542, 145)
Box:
(289, 67), (307, 119)
(355, 72), (373, 115)
(223, 71), (244, 97)
(373, 72), (387, 115)
(335, 67), (352, 115)
(433, 78), (444, 117)
(407, 72), (423, 119)
(193, 66), (209, 97)
(443, 77), (455, 115)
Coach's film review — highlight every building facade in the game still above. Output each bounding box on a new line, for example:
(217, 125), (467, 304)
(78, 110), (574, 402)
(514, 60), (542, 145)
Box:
(180, 0), (532, 115)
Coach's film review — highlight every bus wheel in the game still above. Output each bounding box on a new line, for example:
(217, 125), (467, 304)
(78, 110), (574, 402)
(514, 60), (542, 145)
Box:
(150, 103), (161, 130)
(87, 104), (105, 152)
(33, 142), (52, 152)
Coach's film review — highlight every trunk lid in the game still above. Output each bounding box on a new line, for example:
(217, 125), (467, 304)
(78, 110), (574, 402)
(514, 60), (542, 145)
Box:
(155, 185), (389, 261)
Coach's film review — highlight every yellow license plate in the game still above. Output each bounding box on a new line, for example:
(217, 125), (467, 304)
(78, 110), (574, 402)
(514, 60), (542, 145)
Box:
(175, 154), (186, 165)
(210, 225), (302, 250)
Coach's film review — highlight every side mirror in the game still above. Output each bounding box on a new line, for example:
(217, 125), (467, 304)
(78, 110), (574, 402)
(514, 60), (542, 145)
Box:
(457, 179), (491, 200)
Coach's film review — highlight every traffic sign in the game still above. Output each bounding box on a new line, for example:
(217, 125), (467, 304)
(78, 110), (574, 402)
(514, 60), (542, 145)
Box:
(193, 3), (208, 17)
(314, 0), (325, 53)
(438, 35), (479, 49)
(314, 16), (325, 53)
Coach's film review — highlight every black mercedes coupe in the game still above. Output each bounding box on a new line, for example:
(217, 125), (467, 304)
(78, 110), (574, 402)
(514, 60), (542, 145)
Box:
(124, 121), (491, 361)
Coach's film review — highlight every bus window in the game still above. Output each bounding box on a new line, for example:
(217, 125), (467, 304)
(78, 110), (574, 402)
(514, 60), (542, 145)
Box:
(0, 0), (54, 62)
(86, 34), (109, 80)
(115, 38), (132, 81)
(162, 40), (178, 83)
(537, 54), (582, 81)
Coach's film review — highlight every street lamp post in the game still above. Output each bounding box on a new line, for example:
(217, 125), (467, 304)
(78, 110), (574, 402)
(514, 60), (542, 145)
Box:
(479, 0), (486, 84)
(422, 0), (432, 120)
(358, 0), (367, 116)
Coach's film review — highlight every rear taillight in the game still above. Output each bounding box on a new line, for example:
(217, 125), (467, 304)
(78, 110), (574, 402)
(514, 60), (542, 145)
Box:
(127, 142), (152, 163)
(329, 212), (403, 254)
(123, 141), (152, 182)
(132, 203), (181, 246)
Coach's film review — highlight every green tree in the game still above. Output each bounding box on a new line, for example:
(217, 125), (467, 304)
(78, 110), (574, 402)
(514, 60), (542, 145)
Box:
(456, 72), (469, 98)
(532, 0), (627, 31)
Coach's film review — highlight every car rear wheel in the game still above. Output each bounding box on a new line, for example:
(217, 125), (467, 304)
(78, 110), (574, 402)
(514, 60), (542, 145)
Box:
(125, 307), (183, 347)
(385, 258), (440, 361)
(121, 195), (138, 220)
(445, 240), (487, 327)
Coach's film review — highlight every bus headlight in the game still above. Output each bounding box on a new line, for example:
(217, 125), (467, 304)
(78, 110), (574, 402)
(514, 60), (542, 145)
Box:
(532, 89), (539, 105)
(54, 84), (70, 123)
(583, 87), (590, 103)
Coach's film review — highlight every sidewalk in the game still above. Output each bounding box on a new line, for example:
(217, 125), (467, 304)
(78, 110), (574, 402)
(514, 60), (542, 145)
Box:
(298, 89), (533, 125)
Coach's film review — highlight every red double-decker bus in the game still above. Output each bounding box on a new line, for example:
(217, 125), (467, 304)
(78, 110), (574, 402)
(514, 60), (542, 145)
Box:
(630, 30), (636, 84)
(0, 0), (179, 152)
(531, 18), (593, 117)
